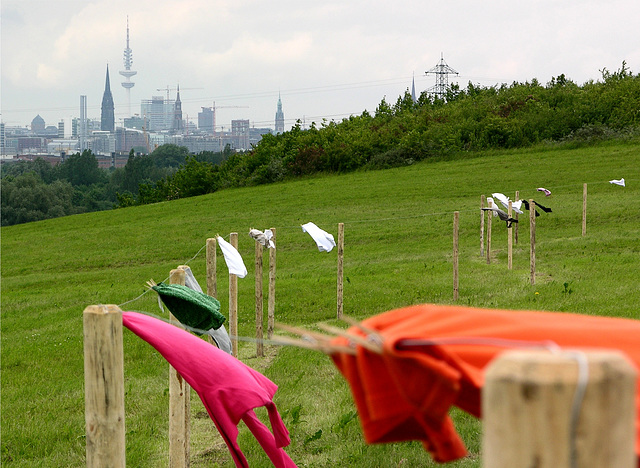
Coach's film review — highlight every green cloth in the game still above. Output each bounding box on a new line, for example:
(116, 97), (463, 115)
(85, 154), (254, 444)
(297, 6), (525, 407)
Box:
(152, 282), (225, 332)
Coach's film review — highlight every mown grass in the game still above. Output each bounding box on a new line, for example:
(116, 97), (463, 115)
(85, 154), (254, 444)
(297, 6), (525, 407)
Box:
(1, 141), (639, 467)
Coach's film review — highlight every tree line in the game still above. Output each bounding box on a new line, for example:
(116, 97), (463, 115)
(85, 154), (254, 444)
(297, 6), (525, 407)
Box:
(3, 63), (639, 226)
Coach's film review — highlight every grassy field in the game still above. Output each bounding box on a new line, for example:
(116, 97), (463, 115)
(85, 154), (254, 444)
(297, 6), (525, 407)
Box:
(1, 141), (639, 467)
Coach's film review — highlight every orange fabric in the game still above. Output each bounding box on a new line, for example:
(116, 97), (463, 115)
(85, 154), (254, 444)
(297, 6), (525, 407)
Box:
(330, 304), (640, 464)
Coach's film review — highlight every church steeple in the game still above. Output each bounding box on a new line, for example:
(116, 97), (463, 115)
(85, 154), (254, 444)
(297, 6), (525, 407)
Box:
(275, 92), (284, 133)
(172, 84), (183, 133)
(101, 65), (115, 132)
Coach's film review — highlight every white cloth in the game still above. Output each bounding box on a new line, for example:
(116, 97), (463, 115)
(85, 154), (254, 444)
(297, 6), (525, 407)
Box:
(491, 192), (523, 214)
(485, 197), (499, 217)
(609, 178), (625, 187)
(537, 187), (551, 196)
(249, 229), (275, 249)
(217, 236), (248, 278)
(301, 222), (336, 252)
(181, 266), (232, 354)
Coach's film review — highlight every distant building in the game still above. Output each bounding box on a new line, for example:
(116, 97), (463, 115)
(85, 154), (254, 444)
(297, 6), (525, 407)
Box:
(198, 107), (214, 134)
(275, 93), (284, 133)
(123, 115), (147, 130)
(172, 86), (184, 133)
(141, 96), (175, 132)
(57, 120), (65, 139)
(231, 119), (250, 150)
(101, 65), (115, 132)
(31, 115), (45, 133)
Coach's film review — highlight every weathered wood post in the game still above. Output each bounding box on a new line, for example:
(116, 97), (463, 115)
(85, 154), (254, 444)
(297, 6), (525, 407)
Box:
(229, 232), (239, 357)
(508, 200), (513, 270)
(514, 190), (519, 245)
(337, 222), (344, 319)
(255, 237), (264, 357)
(483, 350), (637, 468)
(169, 268), (190, 467)
(267, 227), (276, 340)
(453, 211), (459, 301)
(486, 199), (493, 264)
(582, 183), (587, 237)
(480, 194), (485, 257)
(206, 237), (217, 298)
(83, 304), (126, 468)
(530, 199), (536, 285)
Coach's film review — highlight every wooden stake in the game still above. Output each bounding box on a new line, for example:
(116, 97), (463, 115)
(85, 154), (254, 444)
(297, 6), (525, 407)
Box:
(582, 183), (587, 237)
(337, 222), (344, 319)
(486, 199), (492, 264)
(530, 199), (536, 285)
(480, 194), (485, 257)
(514, 190), (519, 245)
(206, 237), (217, 298)
(508, 200), (513, 270)
(483, 350), (637, 468)
(255, 238), (264, 357)
(169, 268), (190, 468)
(267, 228), (276, 340)
(83, 304), (125, 468)
(453, 211), (459, 301)
(229, 233), (239, 358)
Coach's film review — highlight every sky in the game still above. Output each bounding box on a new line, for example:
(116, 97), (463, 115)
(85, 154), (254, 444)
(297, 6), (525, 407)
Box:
(2, 0), (640, 132)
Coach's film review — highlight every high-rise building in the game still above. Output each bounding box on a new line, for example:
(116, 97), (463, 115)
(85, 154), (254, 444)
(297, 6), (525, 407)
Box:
(119, 17), (137, 118)
(58, 120), (65, 138)
(275, 93), (284, 133)
(31, 115), (45, 133)
(80, 95), (88, 151)
(141, 96), (175, 131)
(231, 119), (250, 150)
(198, 107), (214, 134)
(101, 65), (115, 132)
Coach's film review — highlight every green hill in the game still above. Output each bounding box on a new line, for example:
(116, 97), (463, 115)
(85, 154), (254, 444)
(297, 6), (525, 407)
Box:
(1, 142), (639, 467)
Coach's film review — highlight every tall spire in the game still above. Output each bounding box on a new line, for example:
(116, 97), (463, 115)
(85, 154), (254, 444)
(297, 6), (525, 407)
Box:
(172, 84), (183, 133)
(411, 73), (417, 102)
(119, 16), (137, 118)
(275, 92), (284, 133)
(101, 64), (115, 132)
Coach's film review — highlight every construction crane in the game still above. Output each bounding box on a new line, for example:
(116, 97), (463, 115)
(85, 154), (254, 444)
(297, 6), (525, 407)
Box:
(209, 101), (249, 135)
(156, 85), (204, 101)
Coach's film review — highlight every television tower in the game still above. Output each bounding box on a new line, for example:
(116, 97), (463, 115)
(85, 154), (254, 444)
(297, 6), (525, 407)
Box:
(119, 17), (137, 117)
(425, 53), (458, 100)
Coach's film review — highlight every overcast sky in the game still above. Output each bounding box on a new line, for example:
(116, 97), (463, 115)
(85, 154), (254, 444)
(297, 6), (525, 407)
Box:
(2, 0), (639, 131)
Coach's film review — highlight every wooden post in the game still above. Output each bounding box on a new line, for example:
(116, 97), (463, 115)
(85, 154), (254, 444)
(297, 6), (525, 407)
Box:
(206, 237), (217, 298)
(530, 199), (536, 285)
(267, 228), (276, 340)
(453, 211), (459, 301)
(337, 222), (344, 319)
(486, 199), (492, 264)
(229, 232), (239, 358)
(169, 268), (190, 468)
(514, 190), (519, 245)
(83, 304), (125, 468)
(508, 200), (513, 270)
(255, 238), (264, 357)
(582, 183), (587, 237)
(483, 350), (637, 468)
(480, 195), (485, 257)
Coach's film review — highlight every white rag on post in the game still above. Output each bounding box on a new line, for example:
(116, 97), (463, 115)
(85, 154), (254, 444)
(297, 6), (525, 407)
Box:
(249, 229), (275, 249)
(492, 192), (523, 214)
(217, 236), (248, 278)
(301, 222), (336, 252)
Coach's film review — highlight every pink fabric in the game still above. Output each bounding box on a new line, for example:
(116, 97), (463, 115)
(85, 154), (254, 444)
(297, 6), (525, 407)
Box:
(122, 311), (296, 468)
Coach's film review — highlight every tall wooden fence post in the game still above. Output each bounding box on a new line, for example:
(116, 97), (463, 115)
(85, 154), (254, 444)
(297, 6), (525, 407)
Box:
(508, 200), (513, 270)
(530, 199), (536, 285)
(582, 183), (587, 237)
(255, 238), (264, 357)
(267, 227), (276, 340)
(229, 232), (239, 357)
(514, 190), (519, 245)
(486, 199), (493, 264)
(453, 211), (459, 301)
(337, 222), (344, 319)
(169, 268), (190, 468)
(206, 237), (217, 298)
(483, 350), (637, 468)
(83, 304), (126, 468)
(480, 195), (485, 257)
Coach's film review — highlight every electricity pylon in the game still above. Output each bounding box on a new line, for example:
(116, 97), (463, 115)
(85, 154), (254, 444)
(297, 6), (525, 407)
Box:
(425, 53), (459, 100)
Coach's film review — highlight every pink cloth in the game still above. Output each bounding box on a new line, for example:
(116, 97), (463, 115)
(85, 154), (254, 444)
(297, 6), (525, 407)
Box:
(122, 312), (296, 468)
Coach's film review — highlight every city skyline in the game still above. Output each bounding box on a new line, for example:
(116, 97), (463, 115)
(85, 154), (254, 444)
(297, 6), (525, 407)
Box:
(2, 0), (640, 130)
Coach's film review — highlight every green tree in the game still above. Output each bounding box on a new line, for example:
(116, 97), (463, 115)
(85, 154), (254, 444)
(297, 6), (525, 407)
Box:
(57, 150), (107, 186)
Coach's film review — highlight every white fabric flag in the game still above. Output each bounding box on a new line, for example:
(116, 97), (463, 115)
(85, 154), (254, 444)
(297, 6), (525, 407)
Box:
(217, 236), (248, 278)
(249, 228), (275, 249)
(492, 192), (523, 214)
(301, 222), (336, 252)
(609, 178), (625, 187)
